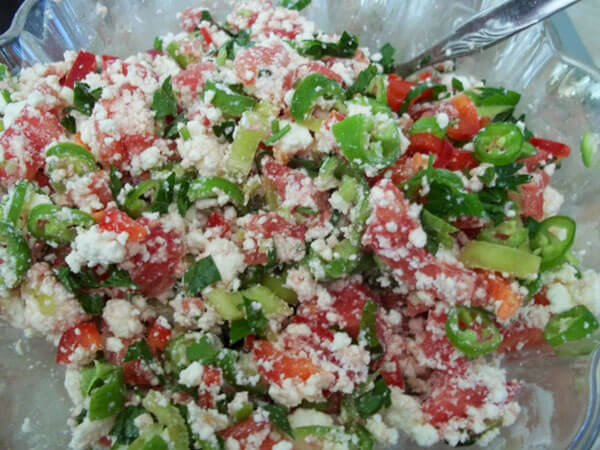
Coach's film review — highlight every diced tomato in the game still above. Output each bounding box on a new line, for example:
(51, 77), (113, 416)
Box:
(443, 139), (478, 171)
(199, 27), (213, 46)
(146, 319), (172, 353)
(219, 417), (275, 450)
(246, 213), (306, 241)
(419, 312), (467, 371)
(95, 207), (148, 242)
(422, 369), (489, 425)
(101, 54), (119, 72)
(497, 324), (546, 353)
(173, 62), (216, 98)
(122, 359), (155, 386)
(205, 211), (231, 238)
(445, 94), (480, 141)
(87, 170), (114, 208)
(127, 218), (184, 297)
(327, 282), (374, 339)
(62, 50), (97, 88)
(530, 137), (571, 159)
(234, 44), (291, 85)
(97, 435), (112, 447)
(285, 62), (344, 89)
(0, 106), (63, 187)
(323, 111), (346, 131)
(519, 148), (552, 172)
(380, 355), (405, 389)
(56, 321), (103, 364)
(179, 7), (209, 32)
(533, 288), (550, 306)
(253, 340), (324, 384)
(418, 71), (432, 81)
(202, 366), (223, 387)
(517, 171), (550, 221)
(479, 272), (522, 320)
(386, 74), (417, 112)
(373, 153), (429, 186)
(363, 180), (478, 304)
(406, 133), (444, 161)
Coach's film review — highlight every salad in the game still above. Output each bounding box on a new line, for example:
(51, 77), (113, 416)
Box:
(0, 0), (599, 448)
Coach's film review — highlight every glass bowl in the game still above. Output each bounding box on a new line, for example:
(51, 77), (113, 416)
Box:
(1, 0), (600, 448)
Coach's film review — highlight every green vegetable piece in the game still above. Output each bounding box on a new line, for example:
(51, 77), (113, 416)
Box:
(543, 305), (599, 347)
(73, 82), (102, 115)
(124, 339), (154, 363)
(290, 74), (345, 122)
(166, 42), (189, 68)
(421, 210), (458, 255)
(152, 76), (177, 119)
(297, 31), (359, 60)
(347, 65), (379, 99)
(46, 143), (97, 192)
(349, 423), (375, 450)
(0, 221), (31, 290)
(445, 306), (503, 357)
(205, 288), (244, 321)
(2, 180), (30, 226)
(110, 406), (147, 446)
(264, 122), (292, 146)
(466, 86), (521, 118)
(227, 111), (268, 177)
(581, 131), (599, 168)
(109, 165), (123, 201)
(263, 404), (294, 438)
(378, 43), (395, 74)
(241, 284), (292, 317)
(478, 218), (529, 249)
(398, 82), (446, 114)
(151, 173), (176, 214)
(233, 402), (254, 422)
(281, 0), (311, 10)
(165, 333), (218, 373)
(88, 369), (125, 421)
(452, 77), (464, 91)
(0, 64), (7, 81)
(124, 180), (161, 218)
(459, 240), (541, 278)
(153, 37), (163, 52)
(229, 319), (253, 344)
(261, 273), (298, 305)
(530, 215), (576, 271)
(354, 378), (391, 418)
(78, 294), (105, 315)
(213, 120), (236, 143)
(359, 299), (382, 351)
(27, 204), (95, 244)
(142, 390), (190, 450)
(61, 115), (77, 133)
(204, 81), (257, 117)
(474, 122), (524, 165)
(310, 238), (361, 281)
(187, 176), (244, 206)
(184, 255), (222, 295)
(410, 116), (446, 139)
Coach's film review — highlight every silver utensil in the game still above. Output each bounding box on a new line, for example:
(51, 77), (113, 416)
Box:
(394, 0), (582, 76)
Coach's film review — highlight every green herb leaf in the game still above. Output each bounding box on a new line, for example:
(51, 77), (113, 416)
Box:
(184, 255), (222, 295)
(213, 120), (236, 142)
(153, 37), (163, 52)
(263, 404), (294, 438)
(378, 43), (395, 74)
(151, 173), (176, 214)
(281, 0), (312, 11)
(77, 267), (139, 290)
(78, 294), (105, 315)
(229, 319), (252, 344)
(164, 112), (187, 138)
(354, 378), (391, 418)
(1, 88), (12, 104)
(264, 123), (292, 145)
(152, 76), (178, 119)
(176, 176), (193, 215)
(347, 64), (379, 99)
(421, 210), (458, 255)
(186, 335), (219, 365)
(61, 114), (77, 134)
(110, 406), (146, 445)
(73, 82), (102, 115)
(452, 77), (464, 91)
(54, 265), (80, 294)
(109, 165), (123, 201)
(0, 64), (7, 81)
(359, 299), (381, 351)
(243, 296), (268, 334)
(298, 31), (359, 59)
(123, 339), (154, 363)
(204, 81), (257, 117)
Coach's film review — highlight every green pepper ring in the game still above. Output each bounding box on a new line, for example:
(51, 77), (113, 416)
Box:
(27, 204), (95, 244)
(474, 122), (524, 165)
(187, 176), (244, 206)
(445, 305), (503, 357)
(531, 215), (576, 271)
(543, 305), (599, 347)
(124, 179), (161, 218)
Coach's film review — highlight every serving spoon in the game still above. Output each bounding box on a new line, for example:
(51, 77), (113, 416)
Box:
(394, 0), (582, 77)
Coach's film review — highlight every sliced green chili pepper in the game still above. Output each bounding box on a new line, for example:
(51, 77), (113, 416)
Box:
(187, 176), (243, 206)
(124, 180), (161, 218)
(204, 81), (257, 117)
(46, 142), (97, 175)
(409, 116), (446, 138)
(88, 369), (126, 420)
(142, 390), (189, 450)
(0, 221), (31, 290)
(478, 218), (529, 249)
(3, 180), (30, 225)
(474, 123), (524, 165)
(530, 215), (576, 271)
(332, 113), (400, 171)
(459, 240), (541, 278)
(308, 238), (361, 280)
(261, 272), (298, 305)
(290, 74), (345, 122)
(543, 305), (599, 347)
(465, 87), (521, 118)
(166, 41), (189, 68)
(445, 306), (503, 357)
(27, 204), (95, 244)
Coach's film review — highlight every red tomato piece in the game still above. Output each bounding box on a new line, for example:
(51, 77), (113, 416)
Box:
(62, 50), (97, 88)
(95, 207), (148, 242)
(234, 44), (291, 85)
(246, 213), (306, 241)
(445, 94), (480, 141)
(179, 7), (208, 32)
(294, 62), (344, 85)
(327, 282), (374, 339)
(253, 340), (324, 384)
(387, 74), (417, 112)
(56, 321), (103, 364)
(497, 324), (546, 353)
(519, 148), (552, 172)
(122, 359), (155, 386)
(363, 180), (478, 304)
(530, 137), (571, 159)
(479, 272), (523, 320)
(199, 27), (213, 46)
(206, 211), (231, 238)
(173, 62), (216, 98)
(146, 319), (172, 353)
(127, 218), (184, 297)
(219, 417), (275, 450)
(0, 106), (63, 187)
(419, 312), (467, 371)
(202, 366), (223, 387)
(87, 170), (114, 208)
(444, 139), (478, 171)
(406, 133), (444, 163)
(517, 171), (550, 221)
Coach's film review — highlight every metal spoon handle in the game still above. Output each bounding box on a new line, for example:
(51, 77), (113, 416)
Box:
(395, 0), (581, 76)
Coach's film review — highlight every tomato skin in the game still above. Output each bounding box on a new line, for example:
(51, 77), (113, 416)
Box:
(173, 62), (215, 98)
(530, 137), (571, 159)
(206, 211), (231, 238)
(146, 319), (172, 353)
(444, 139), (478, 171)
(219, 417), (276, 450)
(445, 94), (480, 141)
(234, 44), (291, 85)
(95, 208), (148, 242)
(518, 171), (550, 221)
(387, 74), (417, 112)
(56, 321), (103, 364)
(253, 340), (323, 383)
(406, 133), (444, 161)
(497, 325), (546, 353)
(62, 51), (97, 88)
(122, 359), (155, 386)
